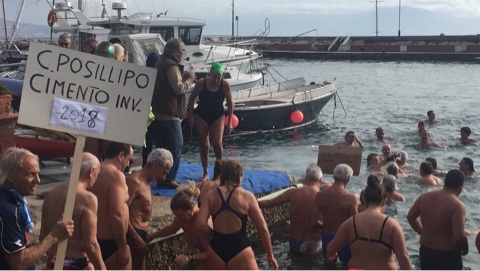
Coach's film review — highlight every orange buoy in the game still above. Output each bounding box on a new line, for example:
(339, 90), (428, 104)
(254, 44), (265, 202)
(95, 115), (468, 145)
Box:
(290, 110), (304, 124)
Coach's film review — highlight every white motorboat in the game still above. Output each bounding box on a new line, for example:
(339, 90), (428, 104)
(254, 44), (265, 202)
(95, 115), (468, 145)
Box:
(49, 1), (260, 73)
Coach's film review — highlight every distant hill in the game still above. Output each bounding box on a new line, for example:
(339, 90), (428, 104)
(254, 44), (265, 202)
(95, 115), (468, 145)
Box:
(0, 18), (55, 40)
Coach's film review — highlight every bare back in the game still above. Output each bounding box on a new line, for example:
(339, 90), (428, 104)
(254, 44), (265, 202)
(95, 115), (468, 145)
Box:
(289, 186), (321, 241)
(91, 163), (130, 239)
(41, 183), (97, 258)
(126, 171), (152, 231)
(417, 190), (466, 251)
(315, 185), (358, 234)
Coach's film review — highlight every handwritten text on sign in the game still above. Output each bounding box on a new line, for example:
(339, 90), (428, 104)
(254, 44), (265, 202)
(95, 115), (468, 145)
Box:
(18, 42), (156, 146)
(317, 145), (363, 176)
(50, 98), (108, 134)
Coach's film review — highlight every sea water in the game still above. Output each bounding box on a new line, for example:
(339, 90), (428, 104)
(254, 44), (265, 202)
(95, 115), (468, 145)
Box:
(181, 59), (480, 269)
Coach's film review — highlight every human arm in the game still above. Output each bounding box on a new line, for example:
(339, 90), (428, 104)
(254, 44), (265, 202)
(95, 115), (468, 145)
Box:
(247, 192), (278, 270)
(476, 231), (480, 253)
(350, 194), (359, 216)
(355, 135), (364, 148)
(407, 197), (422, 234)
(187, 78), (204, 128)
(391, 220), (412, 270)
(108, 176), (130, 267)
(224, 80), (234, 134)
(5, 218), (73, 270)
(196, 190), (213, 238)
(167, 66), (195, 95)
(326, 219), (350, 262)
(82, 196), (107, 270)
(258, 188), (294, 208)
(125, 179), (148, 255)
(452, 203), (468, 255)
(149, 217), (183, 240)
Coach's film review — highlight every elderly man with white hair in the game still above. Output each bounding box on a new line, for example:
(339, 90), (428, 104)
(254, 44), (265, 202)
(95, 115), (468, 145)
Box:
(259, 164), (325, 254)
(311, 164), (357, 267)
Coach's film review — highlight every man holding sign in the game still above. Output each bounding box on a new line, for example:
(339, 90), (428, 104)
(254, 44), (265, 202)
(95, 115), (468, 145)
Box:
(91, 142), (133, 270)
(40, 152), (106, 270)
(0, 147), (74, 270)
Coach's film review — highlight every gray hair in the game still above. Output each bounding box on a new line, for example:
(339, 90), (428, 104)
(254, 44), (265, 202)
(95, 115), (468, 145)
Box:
(399, 151), (408, 163)
(0, 147), (38, 188)
(382, 174), (397, 192)
(163, 38), (183, 54)
(305, 163), (322, 182)
(80, 153), (100, 177)
(333, 164), (353, 182)
(146, 148), (173, 167)
(58, 33), (70, 41)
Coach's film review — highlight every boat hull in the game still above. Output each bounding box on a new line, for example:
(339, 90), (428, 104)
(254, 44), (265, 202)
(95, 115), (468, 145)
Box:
(14, 136), (75, 159)
(231, 89), (335, 136)
(183, 80), (336, 138)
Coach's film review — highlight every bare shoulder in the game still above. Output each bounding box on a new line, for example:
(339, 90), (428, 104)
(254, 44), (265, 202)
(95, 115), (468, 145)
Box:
(77, 189), (98, 205)
(126, 171), (142, 186)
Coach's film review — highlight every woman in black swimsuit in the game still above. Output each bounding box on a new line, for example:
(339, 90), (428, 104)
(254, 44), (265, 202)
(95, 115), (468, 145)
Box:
(187, 62), (234, 182)
(197, 160), (278, 270)
(326, 175), (411, 270)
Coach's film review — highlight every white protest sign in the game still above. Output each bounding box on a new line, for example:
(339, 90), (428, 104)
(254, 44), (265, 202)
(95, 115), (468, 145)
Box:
(19, 42), (156, 146)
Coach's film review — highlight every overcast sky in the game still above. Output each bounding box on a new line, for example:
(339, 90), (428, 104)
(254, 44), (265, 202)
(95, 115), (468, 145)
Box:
(5, 0), (480, 36)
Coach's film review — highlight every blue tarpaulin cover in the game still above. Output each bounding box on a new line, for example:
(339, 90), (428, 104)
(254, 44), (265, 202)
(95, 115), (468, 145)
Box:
(150, 162), (291, 197)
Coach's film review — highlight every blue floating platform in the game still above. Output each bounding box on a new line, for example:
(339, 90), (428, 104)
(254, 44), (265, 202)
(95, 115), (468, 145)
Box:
(150, 161), (292, 197)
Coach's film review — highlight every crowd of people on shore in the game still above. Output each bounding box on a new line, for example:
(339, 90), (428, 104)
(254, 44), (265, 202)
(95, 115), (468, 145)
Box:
(1, 33), (479, 270)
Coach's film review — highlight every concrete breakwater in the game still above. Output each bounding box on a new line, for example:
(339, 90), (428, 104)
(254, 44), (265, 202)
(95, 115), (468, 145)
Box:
(204, 35), (480, 62)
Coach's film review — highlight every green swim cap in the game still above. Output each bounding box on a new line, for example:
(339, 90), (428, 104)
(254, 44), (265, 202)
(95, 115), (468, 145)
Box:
(210, 62), (224, 74)
(95, 41), (114, 58)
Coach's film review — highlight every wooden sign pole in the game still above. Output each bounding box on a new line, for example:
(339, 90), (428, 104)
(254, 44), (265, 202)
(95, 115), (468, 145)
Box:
(53, 135), (86, 270)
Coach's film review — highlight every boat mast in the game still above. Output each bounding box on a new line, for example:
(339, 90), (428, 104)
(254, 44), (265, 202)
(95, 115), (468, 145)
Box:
(1, 0), (7, 46)
(231, 0), (234, 37)
(8, 0), (26, 49)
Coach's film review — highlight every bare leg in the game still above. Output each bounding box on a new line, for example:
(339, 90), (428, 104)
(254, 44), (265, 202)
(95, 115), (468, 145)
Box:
(194, 115), (210, 181)
(210, 116), (225, 160)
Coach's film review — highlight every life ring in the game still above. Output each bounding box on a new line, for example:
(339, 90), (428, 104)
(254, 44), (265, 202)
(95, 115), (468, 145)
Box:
(47, 11), (57, 27)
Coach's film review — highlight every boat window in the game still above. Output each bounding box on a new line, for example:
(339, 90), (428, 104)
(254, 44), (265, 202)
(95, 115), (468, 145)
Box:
(223, 72), (231, 79)
(179, 27), (202, 45)
(150, 27), (174, 42)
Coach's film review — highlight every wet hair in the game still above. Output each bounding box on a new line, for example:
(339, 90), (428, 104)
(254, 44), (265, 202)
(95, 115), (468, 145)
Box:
(333, 164), (353, 182)
(170, 181), (200, 210)
(0, 147), (38, 188)
(164, 38), (183, 54)
(386, 162), (399, 176)
(425, 157), (437, 170)
(104, 142), (131, 159)
(366, 153), (379, 166)
(444, 169), (465, 189)
(399, 151), (408, 163)
(212, 160), (225, 180)
(345, 131), (355, 139)
(462, 157), (475, 173)
(359, 189), (366, 205)
(420, 161), (433, 175)
(146, 148), (173, 168)
(305, 164), (322, 182)
(427, 110), (434, 116)
(460, 127), (472, 136)
(365, 175), (386, 206)
(382, 175), (397, 193)
(220, 160), (244, 188)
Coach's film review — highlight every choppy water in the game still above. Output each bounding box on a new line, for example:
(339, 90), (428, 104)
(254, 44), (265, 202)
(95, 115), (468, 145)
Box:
(182, 59), (480, 269)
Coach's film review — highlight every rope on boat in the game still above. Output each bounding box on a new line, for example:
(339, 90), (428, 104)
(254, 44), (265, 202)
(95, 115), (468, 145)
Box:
(332, 78), (347, 119)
